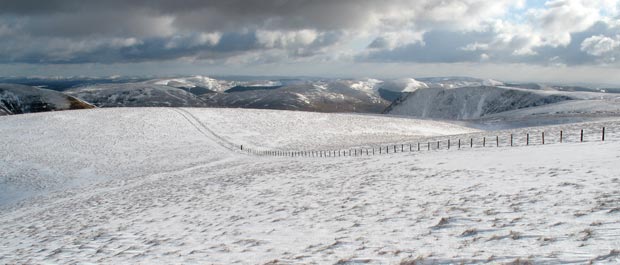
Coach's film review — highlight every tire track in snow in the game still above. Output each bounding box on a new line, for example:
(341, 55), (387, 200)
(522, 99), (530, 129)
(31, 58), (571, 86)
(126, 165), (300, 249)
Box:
(169, 108), (240, 152)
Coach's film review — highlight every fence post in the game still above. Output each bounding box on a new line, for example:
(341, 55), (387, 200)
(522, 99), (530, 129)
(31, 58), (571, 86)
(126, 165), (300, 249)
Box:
(394, 145), (397, 153)
(418, 142), (420, 151)
(410, 144), (412, 152)
(373, 148), (375, 155)
(483, 137), (486, 147)
(458, 139), (461, 149)
(560, 130), (563, 143)
(428, 142), (430, 151)
(510, 134), (513, 146)
(448, 139), (450, 149)
(470, 138), (473, 148)
(496, 136), (499, 147)
(542, 132), (545, 145)
(437, 141), (440, 150)
(580, 129), (583, 142)
(526, 133), (529, 145)
(401, 144), (404, 152)
(602, 127), (605, 141)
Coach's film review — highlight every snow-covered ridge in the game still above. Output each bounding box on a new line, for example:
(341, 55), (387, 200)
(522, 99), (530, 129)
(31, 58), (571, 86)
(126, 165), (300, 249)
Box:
(148, 75), (237, 92)
(385, 85), (620, 122)
(66, 83), (207, 107)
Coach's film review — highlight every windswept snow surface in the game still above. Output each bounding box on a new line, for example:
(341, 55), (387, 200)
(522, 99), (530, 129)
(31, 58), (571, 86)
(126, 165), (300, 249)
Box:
(1, 108), (620, 264)
(187, 108), (478, 150)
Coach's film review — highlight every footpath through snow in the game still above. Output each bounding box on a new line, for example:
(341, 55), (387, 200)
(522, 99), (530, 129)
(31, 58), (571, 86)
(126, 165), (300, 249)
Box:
(1, 108), (619, 264)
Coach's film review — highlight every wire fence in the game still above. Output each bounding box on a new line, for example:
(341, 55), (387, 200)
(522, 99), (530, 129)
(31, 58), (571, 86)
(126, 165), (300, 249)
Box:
(239, 126), (612, 158)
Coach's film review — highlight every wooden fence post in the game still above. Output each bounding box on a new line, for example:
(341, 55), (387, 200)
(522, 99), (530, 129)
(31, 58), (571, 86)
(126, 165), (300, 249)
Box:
(602, 127), (605, 141)
(428, 142), (430, 151)
(580, 129), (583, 142)
(458, 139), (461, 149)
(560, 130), (563, 143)
(418, 142), (420, 151)
(542, 132), (545, 144)
(483, 137), (486, 147)
(448, 139), (450, 149)
(510, 134), (513, 146)
(437, 141), (440, 150)
(470, 138), (473, 148)
(496, 136), (499, 147)
(526, 133), (529, 145)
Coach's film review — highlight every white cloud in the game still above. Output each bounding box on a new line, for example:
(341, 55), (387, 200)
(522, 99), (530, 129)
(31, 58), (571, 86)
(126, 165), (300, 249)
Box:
(461, 42), (489, 51)
(581, 34), (620, 56)
(256, 30), (318, 49)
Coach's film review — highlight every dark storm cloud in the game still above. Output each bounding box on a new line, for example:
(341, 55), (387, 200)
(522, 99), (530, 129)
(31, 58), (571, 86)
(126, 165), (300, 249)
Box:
(0, 0), (379, 31)
(0, 0), (618, 66)
(0, 0), (368, 63)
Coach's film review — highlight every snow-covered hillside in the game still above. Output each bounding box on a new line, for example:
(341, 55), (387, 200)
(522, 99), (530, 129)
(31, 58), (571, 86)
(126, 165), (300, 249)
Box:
(203, 81), (390, 113)
(385, 85), (620, 127)
(0, 83), (93, 115)
(66, 83), (208, 107)
(1, 108), (620, 264)
(148, 75), (238, 93)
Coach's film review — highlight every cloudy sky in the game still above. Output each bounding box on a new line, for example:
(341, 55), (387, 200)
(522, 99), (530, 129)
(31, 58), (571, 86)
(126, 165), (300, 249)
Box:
(1, 0), (620, 84)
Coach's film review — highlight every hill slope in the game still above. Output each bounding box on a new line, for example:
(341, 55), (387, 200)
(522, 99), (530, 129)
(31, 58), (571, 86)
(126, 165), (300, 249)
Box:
(66, 83), (208, 107)
(384, 85), (620, 127)
(0, 84), (93, 115)
(1, 108), (620, 264)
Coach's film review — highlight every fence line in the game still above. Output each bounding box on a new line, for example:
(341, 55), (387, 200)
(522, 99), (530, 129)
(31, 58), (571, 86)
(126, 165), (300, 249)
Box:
(238, 127), (610, 158)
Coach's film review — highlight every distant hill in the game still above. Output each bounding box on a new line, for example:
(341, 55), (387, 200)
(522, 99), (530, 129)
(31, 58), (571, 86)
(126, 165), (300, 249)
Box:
(65, 83), (209, 108)
(0, 83), (93, 115)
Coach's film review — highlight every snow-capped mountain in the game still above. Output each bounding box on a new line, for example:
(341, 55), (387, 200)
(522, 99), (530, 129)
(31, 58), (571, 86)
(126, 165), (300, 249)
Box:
(66, 83), (208, 108)
(0, 84), (93, 115)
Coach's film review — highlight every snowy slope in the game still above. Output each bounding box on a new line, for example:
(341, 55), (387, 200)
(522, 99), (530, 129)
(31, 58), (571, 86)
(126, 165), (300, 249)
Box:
(1, 108), (620, 264)
(385, 86), (574, 119)
(385, 85), (620, 127)
(380, 78), (429, 92)
(66, 83), (208, 107)
(186, 108), (478, 150)
(0, 83), (93, 115)
(148, 75), (238, 92)
(204, 82), (390, 113)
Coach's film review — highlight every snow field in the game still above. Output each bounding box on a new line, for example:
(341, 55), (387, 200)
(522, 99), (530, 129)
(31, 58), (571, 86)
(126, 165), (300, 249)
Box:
(1, 107), (620, 264)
